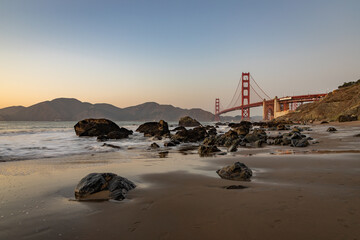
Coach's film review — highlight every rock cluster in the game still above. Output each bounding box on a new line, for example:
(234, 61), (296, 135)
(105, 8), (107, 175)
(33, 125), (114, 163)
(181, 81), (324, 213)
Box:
(74, 173), (136, 201)
(267, 128), (310, 147)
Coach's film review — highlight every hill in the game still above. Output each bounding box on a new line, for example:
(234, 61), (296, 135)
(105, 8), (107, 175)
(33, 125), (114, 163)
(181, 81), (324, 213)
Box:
(281, 80), (360, 121)
(0, 98), (215, 122)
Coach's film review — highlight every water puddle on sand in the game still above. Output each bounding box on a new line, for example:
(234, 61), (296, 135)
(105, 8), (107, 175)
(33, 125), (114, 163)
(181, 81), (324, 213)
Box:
(270, 149), (360, 155)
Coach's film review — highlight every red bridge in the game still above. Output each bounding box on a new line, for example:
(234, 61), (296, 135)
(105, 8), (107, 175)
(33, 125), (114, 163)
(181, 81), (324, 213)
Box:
(215, 72), (327, 121)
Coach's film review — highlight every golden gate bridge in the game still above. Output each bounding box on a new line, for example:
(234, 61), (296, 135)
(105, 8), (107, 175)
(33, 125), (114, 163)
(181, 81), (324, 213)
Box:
(214, 72), (327, 121)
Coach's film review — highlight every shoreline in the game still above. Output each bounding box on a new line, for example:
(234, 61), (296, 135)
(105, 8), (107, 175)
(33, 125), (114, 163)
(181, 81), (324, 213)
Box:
(1, 122), (360, 239)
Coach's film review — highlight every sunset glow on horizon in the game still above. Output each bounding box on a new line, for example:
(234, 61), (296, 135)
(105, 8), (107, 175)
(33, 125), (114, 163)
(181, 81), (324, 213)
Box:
(1, 0), (359, 115)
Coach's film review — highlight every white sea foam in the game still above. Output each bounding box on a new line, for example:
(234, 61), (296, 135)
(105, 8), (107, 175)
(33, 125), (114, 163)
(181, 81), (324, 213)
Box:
(0, 121), (156, 161)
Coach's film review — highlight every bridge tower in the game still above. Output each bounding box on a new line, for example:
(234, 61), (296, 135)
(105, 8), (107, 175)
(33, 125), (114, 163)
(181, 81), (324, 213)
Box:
(241, 72), (250, 120)
(214, 98), (220, 121)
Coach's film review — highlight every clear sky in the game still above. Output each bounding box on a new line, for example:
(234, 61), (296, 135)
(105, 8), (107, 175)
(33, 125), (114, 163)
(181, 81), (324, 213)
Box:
(1, 0), (359, 116)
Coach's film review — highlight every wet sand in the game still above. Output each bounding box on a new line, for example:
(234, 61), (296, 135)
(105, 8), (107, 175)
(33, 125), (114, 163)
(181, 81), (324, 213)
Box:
(1, 122), (360, 240)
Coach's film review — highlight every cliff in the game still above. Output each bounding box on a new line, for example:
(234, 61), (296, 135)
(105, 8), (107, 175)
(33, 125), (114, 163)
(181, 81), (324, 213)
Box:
(281, 81), (360, 121)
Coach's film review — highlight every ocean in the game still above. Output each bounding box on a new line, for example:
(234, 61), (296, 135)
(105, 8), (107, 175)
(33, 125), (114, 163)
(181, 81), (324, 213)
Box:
(0, 121), (217, 162)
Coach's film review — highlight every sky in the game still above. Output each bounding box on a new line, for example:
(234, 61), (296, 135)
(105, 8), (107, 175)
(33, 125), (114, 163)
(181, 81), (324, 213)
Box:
(0, 0), (359, 116)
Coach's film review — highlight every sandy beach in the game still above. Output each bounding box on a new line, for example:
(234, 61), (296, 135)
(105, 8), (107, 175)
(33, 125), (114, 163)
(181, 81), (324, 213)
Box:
(1, 122), (360, 240)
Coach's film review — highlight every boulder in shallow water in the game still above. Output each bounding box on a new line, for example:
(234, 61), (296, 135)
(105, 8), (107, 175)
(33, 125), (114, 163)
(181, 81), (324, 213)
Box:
(136, 120), (170, 137)
(75, 173), (136, 201)
(216, 162), (252, 181)
(178, 116), (201, 127)
(74, 119), (122, 137)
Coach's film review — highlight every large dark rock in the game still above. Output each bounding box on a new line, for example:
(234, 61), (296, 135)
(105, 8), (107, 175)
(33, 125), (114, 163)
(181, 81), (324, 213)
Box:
(74, 173), (136, 201)
(338, 115), (358, 122)
(136, 120), (170, 137)
(172, 126), (208, 142)
(216, 162), (252, 181)
(178, 116), (201, 127)
(74, 119), (122, 137)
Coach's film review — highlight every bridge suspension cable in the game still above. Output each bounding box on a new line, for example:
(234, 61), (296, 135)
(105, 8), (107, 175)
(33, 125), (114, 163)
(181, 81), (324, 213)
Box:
(250, 84), (265, 102)
(225, 77), (242, 109)
(250, 74), (271, 99)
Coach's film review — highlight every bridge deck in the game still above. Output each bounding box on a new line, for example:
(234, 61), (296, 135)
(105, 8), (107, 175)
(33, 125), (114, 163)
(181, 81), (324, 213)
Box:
(217, 94), (327, 115)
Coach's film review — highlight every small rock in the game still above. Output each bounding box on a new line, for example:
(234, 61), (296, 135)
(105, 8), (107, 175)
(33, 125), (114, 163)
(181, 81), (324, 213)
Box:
(321, 121), (329, 124)
(290, 138), (309, 147)
(198, 145), (221, 156)
(102, 143), (121, 149)
(225, 185), (248, 189)
(327, 127), (337, 132)
(164, 141), (176, 147)
(159, 151), (169, 158)
(150, 142), (160, 149)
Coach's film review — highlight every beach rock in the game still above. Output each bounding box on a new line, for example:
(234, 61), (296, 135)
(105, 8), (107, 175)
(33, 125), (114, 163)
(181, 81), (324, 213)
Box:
(159, 151), (169, 158)
(102, 143), (121, 149)
(216, 162), (252, 181)
(214, 130), (240, 147)
(178, 116), (201, 127)
(321, 121), (329, 124)
(327, 127), (337, 132)
(172, 126), (207, 142)
(136, 120), (170, 137)
(202, 136), (217, 146)
(74, 119), (122, 137)
(74, 173), (136, 201)
(254, 140), (263, 148)
(244, 129), (267, 143)
(290, 138), (309, 147)
(150, 142), (160, 149)
(107, 129), (133, 139)
(277, 124), (286, 130)
(338, 115), (358, 122)
(227, 138), (244, 152)
(225, 185), (248, 189)
(205, 126), (217, 136)
(198, 145), (221, 156)
(171, 126), (186, 132)
(164, 141), (177, 147)
(232, 124), (251, 136)
(96, 128), (133, 141)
